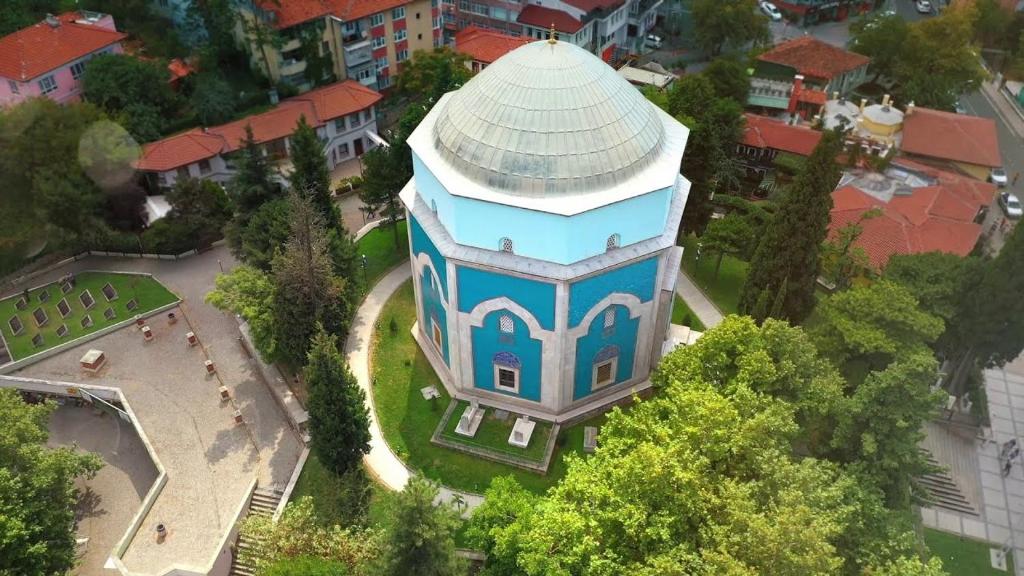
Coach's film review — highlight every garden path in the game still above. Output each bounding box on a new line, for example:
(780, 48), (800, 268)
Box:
(345, 263), (484, 514)
(674, 271), (724, 329)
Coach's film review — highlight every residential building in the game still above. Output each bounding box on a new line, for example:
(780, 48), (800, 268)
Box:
(746, 73), (827, 120)
(830, 160), (994, 270)
(754, 36), (870, 98)
(454, 26), (529, 72)
(736, 113), (823, 177)
(0, 12), (126, 107)
(454, 0), (527, 36)
(822, 94), (905, 157)
(517, 5), (589, 48)
(234, 0), (437, 92)
(899, 106), (1002, 181)
(401, 39), (690, 421)
(136, 80), (382, 189)
(772, 0), (883, 25)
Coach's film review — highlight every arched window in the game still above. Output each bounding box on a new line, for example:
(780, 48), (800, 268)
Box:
(500, 237), (514, 253)
(499, 315), (514, 333)
(606, 233), (620, 251)
(592, 345), (620, 390)
(493, 351), (521, 393)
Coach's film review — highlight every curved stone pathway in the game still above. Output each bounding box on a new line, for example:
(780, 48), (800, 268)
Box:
(344, 263), (484, 513)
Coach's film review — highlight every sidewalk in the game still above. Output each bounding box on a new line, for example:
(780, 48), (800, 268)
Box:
(980, 80), (1024, 140)
(344, 263), (483, 513)
(674, 271), (725, 329)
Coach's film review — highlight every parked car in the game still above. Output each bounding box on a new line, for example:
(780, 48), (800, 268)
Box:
(759, 1), (782, 21)
(954, 100), (967, 114)
(916, 0), (932, 14)
(991, 167), (1009, 187)
(645, 34), (663, 50)
(1000, 192), (1023, 219)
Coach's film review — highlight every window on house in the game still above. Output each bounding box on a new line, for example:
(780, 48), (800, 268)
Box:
(7, 80), (18, 94)
(499, 315), (514, 333)
(376, 56), (388, 71)
(337, 142), (350, 158)
(606, 233), (620, 251)
(417, 33), (422, 40)
(70, 61), (87, 80)
(198, 158), (212, 175)
(592, 345), (620, 390)
(431, 318), (443, 350)
(492, 352), (521, 393)
(38, 75), (57, 95)
(335, 117), (346, 132)
(362, 109), (371, 122)
(416, 11), (421, 19)
(394, 29), (407, 42)
(397, 49), (409, 62)
(176, 166), (190, 180)
(499, 237), (513, 253)
(594, 361), (615, 388)
(372, 35), (386, 48)
(379, 74), (391, 88)
(392, 7), (406, 19)
(349, 113), (361, 129)
(321, 40), (330, 55)
(370, 13), (384, 26)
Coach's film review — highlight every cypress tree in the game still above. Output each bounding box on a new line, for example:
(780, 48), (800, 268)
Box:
(739, 130), (843, 323)
(288, 116), (336, 224)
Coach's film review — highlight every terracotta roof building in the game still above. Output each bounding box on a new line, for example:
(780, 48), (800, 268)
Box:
(740, 113), (823, 156)
(755, 36), (870, 97)
(455, 27), (530, 72)
(517, 5), (587, 38)
(899, 106), (1001, 180)
(829, 161), (994, 269)
(137, 80), (383, 189)
(0, 12), (126, 107)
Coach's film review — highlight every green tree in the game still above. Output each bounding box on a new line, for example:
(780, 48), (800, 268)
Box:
(289, 116), (336, 223)
(241, 8), (283, 80)
(264, 556), (353, 576)
(819, 208), (879, 290)
(810, 280), (944, 379)
(206, 264), (277, 361)
(228, 124), (280, 216)
(849, 12), (911, 82)
(186, 0), (239, 60)
(692, 0), (770, 56)
(238, 496), (381, 574)
(973, 0), (1011, 48)
(191, 73), (237, 125)
(699, 213), (753, 280)
(884, 252), (973, 325)
(739, 129), (843, 323)
(894, 6), (986, 110)
(299, 20), (335, 87)
(305, 327), (371, 475)
(466, 476), (538, 576)
(0, 389), (103, 575)
(380, 477), (464, 576)
(358, 144), (408, 249)
(235, 197), (291, 271)
(703, 56), (752, 103)
(0, 1), (63, 36)
(396, 47), (471, 101)
(272, 193), (352, 368)
(81, 54), (181, 142)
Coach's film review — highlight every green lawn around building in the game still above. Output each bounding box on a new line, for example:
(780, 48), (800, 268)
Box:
(357, 220), (409, 295)
(680, 234), (748, 315)
(370, 279), (602, 495)
(440, 400), (553, 464)
(0, 271), (178, 362)
(924, 529), (1014, 575)
(671, 294), (706, 331)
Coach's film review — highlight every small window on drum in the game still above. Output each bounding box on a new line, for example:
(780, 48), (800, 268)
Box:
(498, 314), (515, 344)
(499, 237), (514, 253)
(606, 233), (620, 251)
(602, 308), (615, 337)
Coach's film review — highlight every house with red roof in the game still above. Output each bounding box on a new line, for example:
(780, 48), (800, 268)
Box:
(516, 0), (640, 63)
(455, 27), (530, 72)
(136, 80), (383, 190)
(828, 160), (994, 270)
(772, 0), (879, 27)
(736, 113), (823, 176)
(899, 106), (1002, 182)
(755, 36), (870, 97)
(0, 12), (126, 107)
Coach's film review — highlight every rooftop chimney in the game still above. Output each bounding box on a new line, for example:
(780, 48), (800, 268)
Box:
(906, 101), (915, 115)
(859, 98), (867, 113)
(788, 75), (805, 115)
(882, 94), (891, 107)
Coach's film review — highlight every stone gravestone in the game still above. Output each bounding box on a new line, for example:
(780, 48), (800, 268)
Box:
(81, 315), (93, 329)
(32, 307), (48, 327)
(8, 316), (24, 336)
(101, 282), (118, 302)
(56, 298), (71, 319)
(583, 426), (599, 453)
(455, 401), (484, 437)
(15, 297), (27, 311)
(60, 281), (73, 295)
(31, 334), (44, 348)
(126, 298), (139, 311)
(56, 324), (68, 338)
(38, 289), (50, 303)
(79, 290), (96, 310)
(103, 307), (116, 321)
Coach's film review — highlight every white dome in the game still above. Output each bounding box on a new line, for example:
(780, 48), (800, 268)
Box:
(431, 40), (667, 197)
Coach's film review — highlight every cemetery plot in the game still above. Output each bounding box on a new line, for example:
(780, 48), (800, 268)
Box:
(0, 271), (177, 363)
(101, 283), (118, 302)
(32, 308), (48, 327)
(79, 290), (96, 310)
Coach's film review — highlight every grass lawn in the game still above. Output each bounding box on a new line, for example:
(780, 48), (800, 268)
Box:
(290, 453), (396, 529)
(0, 272), (178, 362)
(357, 221), (409, 295)
(925, 529), (1014, 575)
(671, 294), (706, 331)
(371, 279), (599, 494)
(680, 234), (748, 315)
(440, 400), (553, 464)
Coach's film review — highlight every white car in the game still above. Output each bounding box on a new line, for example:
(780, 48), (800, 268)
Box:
(759, 1), (782, 21)
(991, 167), (1009, 187)
(916, 0), (932, 14)
(1000, 192), (1022, 219)
(645, 34), (663, 50)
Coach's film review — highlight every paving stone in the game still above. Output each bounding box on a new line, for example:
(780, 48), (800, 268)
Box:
(994, 404), (1015, 420)
(987, 487), (1008, 506)
(987, 505), (1012, 527)
(990, 390), (1012, 407)
(994, 417), (1017, 436)
(985, 471), (1007, 490)
(989, 524), (1011, 543)
(982, 456), (1003, 474)
(920, 507), (938, 527)
(964, 517), (989, 540)
(938, 510), (964, 533)
(1007, 494), (1024, 514)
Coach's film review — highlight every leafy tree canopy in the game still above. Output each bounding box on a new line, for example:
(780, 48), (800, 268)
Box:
(379, 477), (464, 576)
(81, 54), (181, 142)
(692, 0), (770, 57)
(206, 264), (277, 361)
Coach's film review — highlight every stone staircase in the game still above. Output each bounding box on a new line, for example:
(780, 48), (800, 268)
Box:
(228, 487), (283, 576)
(919, 421), (983, 517)
(920, 452), (980, 516)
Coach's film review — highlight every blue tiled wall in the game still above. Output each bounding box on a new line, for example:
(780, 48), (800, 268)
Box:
(471, 310), (542, 401)
(420, 268), (450, 366)
(568, 257), (659, 328)
(410, 215), (448, 295)
(457, 266), (556, 331)
(573, 304), (638, 400)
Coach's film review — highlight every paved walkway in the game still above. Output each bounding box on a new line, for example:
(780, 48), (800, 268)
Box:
(674, 270), (724, 329)
(344, 263), (483, 513)
(921, 354), (1024, 575)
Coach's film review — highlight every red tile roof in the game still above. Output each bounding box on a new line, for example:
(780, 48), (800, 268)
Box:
(257, 0), (412, 29)
(138, 80), (382, 171)
(829, 166), (994, 269)
(0, 12), (126, 81)
(900, 106), (1001, 168)
(455, 27), (530, 65)
(741, 114), (823, 156)
(757, 36), (869, 82)
(560, 0), (623, 12)
(333, 0), (412, 22)
(517, 5), (584, 34)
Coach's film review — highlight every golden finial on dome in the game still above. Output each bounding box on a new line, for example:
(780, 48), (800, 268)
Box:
(548, 23), (557, 44)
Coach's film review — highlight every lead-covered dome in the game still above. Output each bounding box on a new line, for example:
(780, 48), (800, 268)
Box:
(431, 40), (667, 197)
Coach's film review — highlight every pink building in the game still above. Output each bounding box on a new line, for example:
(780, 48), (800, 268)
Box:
(0, 11), (126, 107)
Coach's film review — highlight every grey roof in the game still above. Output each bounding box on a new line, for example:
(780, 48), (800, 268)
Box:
(431, 40), (667, 197)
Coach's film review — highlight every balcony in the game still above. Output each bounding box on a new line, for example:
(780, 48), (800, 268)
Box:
(344, 39), (373, 68)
